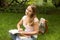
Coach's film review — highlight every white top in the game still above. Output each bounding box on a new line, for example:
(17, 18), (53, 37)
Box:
(22, 15), (39, 38)
(22, 15), (39, 32)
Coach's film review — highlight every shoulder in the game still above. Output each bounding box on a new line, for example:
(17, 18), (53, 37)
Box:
(22, 15), (27, 20)
(34, 17), (39, 22)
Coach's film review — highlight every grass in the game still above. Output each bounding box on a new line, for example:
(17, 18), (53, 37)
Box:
(0, 12), (60, 40)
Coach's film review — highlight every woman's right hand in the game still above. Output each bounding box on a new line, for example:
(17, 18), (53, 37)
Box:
(18, 28), (23, 32)
(18, 28), (25, 36)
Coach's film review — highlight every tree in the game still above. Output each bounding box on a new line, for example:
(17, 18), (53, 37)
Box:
(0, 0), (8, 7)
(8, 0), (29, 6)
(52, 0), (60, 7)
(43, 0), (47, 2)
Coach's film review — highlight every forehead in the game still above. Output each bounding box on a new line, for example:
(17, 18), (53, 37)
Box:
(27, 6), (32, 10)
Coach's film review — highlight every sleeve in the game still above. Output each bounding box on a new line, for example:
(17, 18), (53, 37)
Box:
(34, 17), (39, 22)
(22, 15), (26, 20)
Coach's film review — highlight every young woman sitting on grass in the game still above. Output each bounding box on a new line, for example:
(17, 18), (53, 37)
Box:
(9, 4), (39, 40)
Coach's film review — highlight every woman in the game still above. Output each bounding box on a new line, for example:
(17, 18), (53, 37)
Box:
(10, 4), (39, 40)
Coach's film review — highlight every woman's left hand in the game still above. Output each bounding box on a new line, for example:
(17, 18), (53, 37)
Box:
(19, 31), (25, 36)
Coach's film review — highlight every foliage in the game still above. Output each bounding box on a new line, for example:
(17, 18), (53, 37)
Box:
(0, 0), (60, 13)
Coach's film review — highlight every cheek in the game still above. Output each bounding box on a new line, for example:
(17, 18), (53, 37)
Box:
(25, 10), (32, 15)
(25, 10), (29, 14)
(26, 9), (28, 12)
(27, 12), (32, 15)
(25, 10), (28, 14)
(29, 12), (32, 14)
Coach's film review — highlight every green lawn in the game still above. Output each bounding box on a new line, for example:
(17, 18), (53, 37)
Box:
(0, 12), (60, 40)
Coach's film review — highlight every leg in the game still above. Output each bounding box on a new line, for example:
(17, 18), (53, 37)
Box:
(9, 33), (17, 40)
(31, 36), (37, 40)
(23, 37), (33, 40)
(16, 35), (22, 40)
(9, 33), (23, 40)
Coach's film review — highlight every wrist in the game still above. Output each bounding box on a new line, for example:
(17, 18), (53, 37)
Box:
(18, 28), (23, 31)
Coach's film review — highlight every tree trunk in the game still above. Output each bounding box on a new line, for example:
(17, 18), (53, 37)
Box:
(0, 0), (8, 7)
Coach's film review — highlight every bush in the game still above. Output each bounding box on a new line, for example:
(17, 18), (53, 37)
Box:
(0, 0), (60, 14)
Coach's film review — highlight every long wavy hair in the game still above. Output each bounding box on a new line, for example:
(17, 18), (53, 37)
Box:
(27, 4), (37, 26)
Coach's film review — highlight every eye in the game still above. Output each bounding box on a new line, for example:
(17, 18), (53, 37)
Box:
(26, 8), (32, 12)
(28, 10), (32, 12)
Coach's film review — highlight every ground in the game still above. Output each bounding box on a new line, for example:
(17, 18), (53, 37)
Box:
(0, 12), (60, 40)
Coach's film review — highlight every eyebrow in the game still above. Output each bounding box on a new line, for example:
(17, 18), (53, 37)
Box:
(26, 8), (32, 12)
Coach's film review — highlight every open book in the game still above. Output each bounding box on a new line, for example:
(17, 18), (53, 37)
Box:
(9, 29), (19, 34)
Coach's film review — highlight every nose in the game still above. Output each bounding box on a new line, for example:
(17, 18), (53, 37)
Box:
(26, 9), (28, 13)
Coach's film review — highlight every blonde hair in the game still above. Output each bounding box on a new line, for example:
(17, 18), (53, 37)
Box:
(27, 4), (36, 26)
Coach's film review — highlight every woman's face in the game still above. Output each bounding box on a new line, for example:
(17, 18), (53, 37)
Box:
(25, 6), (33, 16)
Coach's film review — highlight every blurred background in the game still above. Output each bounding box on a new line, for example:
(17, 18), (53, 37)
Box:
(0, 0), (60, 14)
(0, 0), (60, 40)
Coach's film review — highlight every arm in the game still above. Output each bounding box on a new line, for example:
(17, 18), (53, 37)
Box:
(20, 21), (39, 35)
(17, 19), (23, 31)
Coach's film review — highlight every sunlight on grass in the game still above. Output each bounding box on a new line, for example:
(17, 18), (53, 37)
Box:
(0, 13), (60, 40)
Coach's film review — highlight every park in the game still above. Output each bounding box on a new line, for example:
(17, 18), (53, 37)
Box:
(0, 0), (60, 40)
